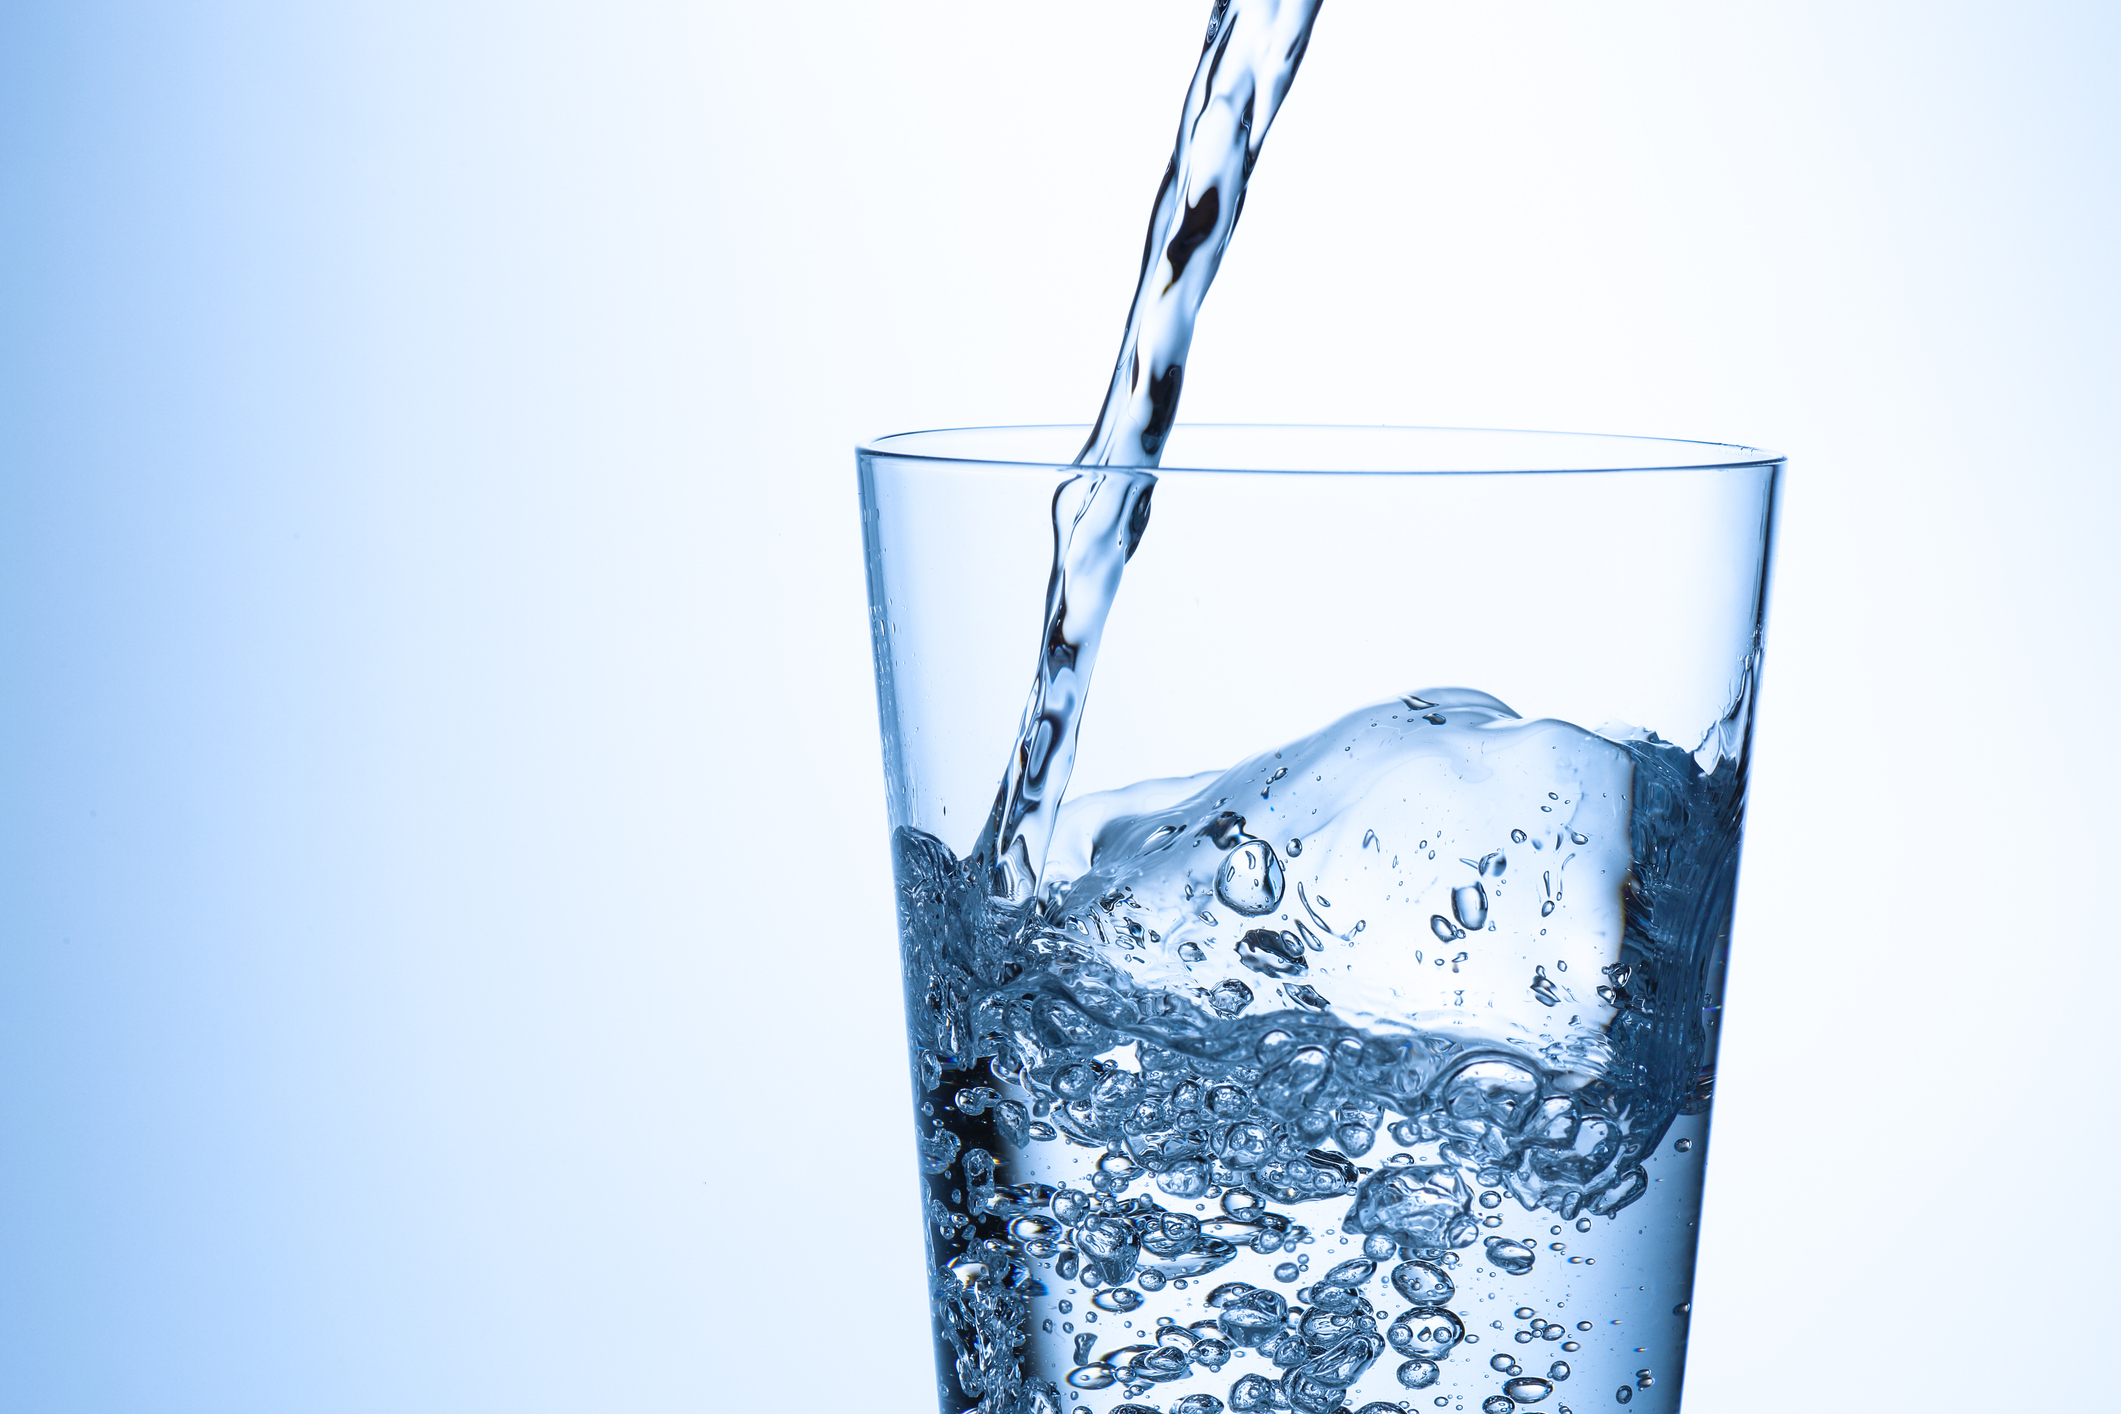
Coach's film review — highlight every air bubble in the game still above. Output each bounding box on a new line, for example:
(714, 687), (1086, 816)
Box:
(1387, 1307), (1464, 1359)
(1549, 1361), (1570, 1381)
(1094, 1288), (1144, 1312)
(1389, 1260), (1455, 1308)
(1614, 1387), (1632, 1404)
(1575, 1219), (1592, 1233)
(1514, 1308), (1535, 1319)
(1298, 1301), (1361, 1350)
(1273, 1262), (1300, 1282)
(1396, 1358), (1441, 1389)
(917, 1128), (961, 1174)
(1511, 829), (1528, 843)
(1209, 979), (1254, 1017)
(1430, 915), (1465, 943)
(1065, 1366), (1115, 1389)
(1482, 1399), (1515, 1414)
(1479, 1192), (1502, 1210)
(1216, 842), (1286, 916)
(1491, 1354), (1517, 1372)
(1484, 1238), (1536, 1275)
(1088, 1147), (1143, 1194)
(1451, 883), (1488, 931)
(1321, 1257), (1376, 1287)
(1674, 1138), (1692, 1153)
(1503, 1376), (1554, 1404)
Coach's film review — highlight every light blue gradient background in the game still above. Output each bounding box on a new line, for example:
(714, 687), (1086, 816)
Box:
(1, 3), (2113, 1410)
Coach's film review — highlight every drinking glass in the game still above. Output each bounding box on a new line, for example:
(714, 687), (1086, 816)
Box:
(859, 425), (1782, 1414)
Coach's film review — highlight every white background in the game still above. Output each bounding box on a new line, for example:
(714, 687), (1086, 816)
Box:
(2, 2), (2115, 1410)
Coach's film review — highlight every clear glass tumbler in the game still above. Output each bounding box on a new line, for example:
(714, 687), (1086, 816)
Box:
(858, 425), (1782, 1414)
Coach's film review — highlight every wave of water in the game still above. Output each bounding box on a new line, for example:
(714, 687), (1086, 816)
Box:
(899, 693), (1746, 1414)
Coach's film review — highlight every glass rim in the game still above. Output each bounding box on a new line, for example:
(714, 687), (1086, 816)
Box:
(857, 422), (1784, 476)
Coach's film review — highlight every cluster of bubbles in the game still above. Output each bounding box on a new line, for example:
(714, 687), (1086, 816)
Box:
(1061, 1241), (1491, 1414)
(891, 714), (1740, 1414)
(903, 856), (1684, 1228)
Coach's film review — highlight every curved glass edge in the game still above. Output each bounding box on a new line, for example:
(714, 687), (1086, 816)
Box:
(856, 423), (1785, 476)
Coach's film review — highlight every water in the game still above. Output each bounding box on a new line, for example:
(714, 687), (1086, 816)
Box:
(899, 4), (1741, 1413)
(1074, 0), (1324, 470)
(897, 693), (1743, 1414)
(975, 0), (1321, 903)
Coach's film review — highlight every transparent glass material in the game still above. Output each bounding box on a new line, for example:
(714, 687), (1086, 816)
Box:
(859, 425), (1782, 1414)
